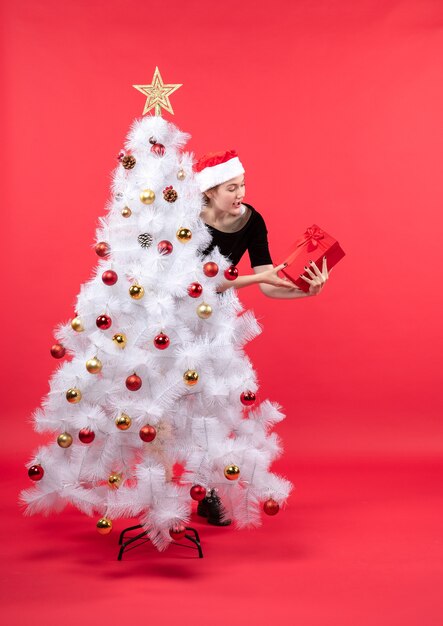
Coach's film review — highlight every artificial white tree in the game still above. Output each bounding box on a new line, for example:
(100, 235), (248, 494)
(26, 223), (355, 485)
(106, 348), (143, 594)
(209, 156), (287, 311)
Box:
(21, 74), (291, 551)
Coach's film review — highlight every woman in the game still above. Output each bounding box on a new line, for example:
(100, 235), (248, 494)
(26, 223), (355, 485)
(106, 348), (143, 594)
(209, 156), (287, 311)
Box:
(193, 150), (330, 525)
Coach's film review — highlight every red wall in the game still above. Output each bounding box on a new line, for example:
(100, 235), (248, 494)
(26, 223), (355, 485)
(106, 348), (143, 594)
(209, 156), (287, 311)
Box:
(3, 0), (442, 461)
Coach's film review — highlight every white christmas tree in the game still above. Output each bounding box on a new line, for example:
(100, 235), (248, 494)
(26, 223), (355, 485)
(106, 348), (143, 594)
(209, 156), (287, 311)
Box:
(21, 75), (292, 551)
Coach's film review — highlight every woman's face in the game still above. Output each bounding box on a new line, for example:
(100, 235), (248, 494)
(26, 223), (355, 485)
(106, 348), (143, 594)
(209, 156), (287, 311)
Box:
(206, 174), (246, 215)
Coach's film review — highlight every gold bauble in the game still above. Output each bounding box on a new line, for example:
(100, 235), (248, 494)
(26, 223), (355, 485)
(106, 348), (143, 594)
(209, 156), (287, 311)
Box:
(86, 356), (102, 374)
(66, 388), (82, 403)
(224, 464), (240, 481)
(57, 432), (73, 448)
(183, 370), (199, 386)
(129, 284), (145, 300)
(176, 227), (192, 242)
(71, 316), (84, 332)
(107, 472), (122, 489)
(177, 168), (186, 181)
(96, 517), (113, 535)
(115, 413), (132, 430)
(140, 189), (155, 205)
(112, 333), (127, 349)
(121, 207), (132, 218)
(197, 303), (212, 319)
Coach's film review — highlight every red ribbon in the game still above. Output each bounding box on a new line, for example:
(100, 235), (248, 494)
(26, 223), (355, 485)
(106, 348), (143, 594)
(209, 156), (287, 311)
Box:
(296, 225), (325, 252)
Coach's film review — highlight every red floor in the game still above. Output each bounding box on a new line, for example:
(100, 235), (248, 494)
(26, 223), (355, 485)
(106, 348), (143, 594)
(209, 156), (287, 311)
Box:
(3, 457), (442, 626)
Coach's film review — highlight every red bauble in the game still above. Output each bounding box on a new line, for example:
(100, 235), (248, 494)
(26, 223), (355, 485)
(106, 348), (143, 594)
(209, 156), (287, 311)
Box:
(203, 261), (219, 277)
(126, 374), (142, 391)
(78, 428), (95, 444)
(50, 343), (66, 359)
(102, 270), (118, 286)
(224, 265), (239, 281)
(139, 425), (157, 442)
(96, 314), (112, 330)
(188, 282), (203, 298)
(153, 333), (170, 350)
(240, 390), (256, 406)
(263, 499), (280, 516)
(151, 143), (166, 156)
(158, 240), (173, 255)
(28, 464), (44, 481)
(190, 485), (206, 502)
(95, 242), (110, 258)
(169, 524), (186, 541)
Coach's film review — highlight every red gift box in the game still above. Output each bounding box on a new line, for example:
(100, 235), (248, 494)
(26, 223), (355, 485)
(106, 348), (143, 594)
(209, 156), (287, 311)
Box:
(281, 225), (345, 292)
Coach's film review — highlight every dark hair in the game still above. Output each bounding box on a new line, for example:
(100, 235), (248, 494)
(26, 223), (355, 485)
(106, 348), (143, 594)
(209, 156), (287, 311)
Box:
(201, 185), (219, 207)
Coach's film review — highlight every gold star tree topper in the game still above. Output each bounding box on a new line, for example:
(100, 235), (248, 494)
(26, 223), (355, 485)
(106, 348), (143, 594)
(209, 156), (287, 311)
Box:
(133, 67), (182, 116)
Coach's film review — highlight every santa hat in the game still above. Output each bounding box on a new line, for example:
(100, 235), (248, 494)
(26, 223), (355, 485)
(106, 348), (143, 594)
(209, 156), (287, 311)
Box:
(194, 150), (245, 192)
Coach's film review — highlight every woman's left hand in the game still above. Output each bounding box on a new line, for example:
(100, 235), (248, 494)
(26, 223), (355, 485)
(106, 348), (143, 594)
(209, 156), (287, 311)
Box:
(299, 256), (330, 295)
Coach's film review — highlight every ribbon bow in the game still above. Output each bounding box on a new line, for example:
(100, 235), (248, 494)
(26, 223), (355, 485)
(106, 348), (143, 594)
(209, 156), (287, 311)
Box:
(297, 225), (325, 251)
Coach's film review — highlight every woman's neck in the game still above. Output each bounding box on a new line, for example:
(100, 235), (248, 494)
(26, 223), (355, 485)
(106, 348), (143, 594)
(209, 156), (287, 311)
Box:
(202, 203), (248, 232)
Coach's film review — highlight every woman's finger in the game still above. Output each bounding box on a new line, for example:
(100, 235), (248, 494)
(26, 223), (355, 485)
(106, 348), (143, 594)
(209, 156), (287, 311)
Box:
(299, 274), (313, 284)
(309, 261), (323, 278)
(303, 265), (316, 279)
(275, 262), (288, 273)
(322, 256), (328, 276)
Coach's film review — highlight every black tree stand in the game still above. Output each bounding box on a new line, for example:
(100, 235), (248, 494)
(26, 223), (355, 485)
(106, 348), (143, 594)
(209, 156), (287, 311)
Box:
(117, 524), (203, 560)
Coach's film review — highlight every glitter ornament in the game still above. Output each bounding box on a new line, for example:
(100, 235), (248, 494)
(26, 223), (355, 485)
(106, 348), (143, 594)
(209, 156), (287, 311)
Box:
(121, 207), (132, 218)
(121, 155), (136, 169)
(78, 428), (95, 444)
(96, 517), (113, 535)
(112, 333), (127, 349)
(126, 374), (142, 391)
(129, 284), (144, 300)
(57, 432), (73, 448)
(151, 142), (165, 157)
(176, 227), (192, 242)
(139, 424), (157, 442)
(224, 265), (239, 281)
(138, 233), (153, 248)
(95, 241), (110, 257)
(28, 464), (44, 481)
(153, 332), (170, 350)
(169, 524), (186, 540)
(86, 356), (102, 374)
(140, 189), (155, 205)
(197, 303), (212, 319)
(183, 370), (199, 386)
(263, 499), (280, 516)
(240, 391), (256, 406)
(66, 388), (82, 403)
(71, 317), (84, 332)
(158, 240), (173, 255)
(115, 413), (132, 430)
(203, 261), (219, 277)
(188, 282), (203, 298)
(190, 485), (206, 501)
(50, 343), (66, 359)
(96, 314), (112, 330)
(102, 270), (118, 286)
(224, 464), (240, 481)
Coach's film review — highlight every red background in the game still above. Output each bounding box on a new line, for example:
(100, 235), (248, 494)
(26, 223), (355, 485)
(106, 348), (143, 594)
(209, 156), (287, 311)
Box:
(2, 1), (442, 625)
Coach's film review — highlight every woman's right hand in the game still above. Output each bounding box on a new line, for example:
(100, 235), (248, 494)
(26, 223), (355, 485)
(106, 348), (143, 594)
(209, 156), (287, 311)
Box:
(255, 263), (300, 290)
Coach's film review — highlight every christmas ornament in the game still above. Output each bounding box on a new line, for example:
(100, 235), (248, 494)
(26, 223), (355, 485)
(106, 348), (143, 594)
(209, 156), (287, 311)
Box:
(169, 524), (186, 541)
(86, 356), (102, 374)
(240, 391), (256, 406)
(117, 150), (125, 162)
(149, 138), (166, 157)
(139, 424), (157, 442)
(129, 284), (144, 299)
(50, 343), (66, 359)
(153, 332), (170, 350)
(163, 186), (178, 202)
(121, 155), (136, 169)
(78, 428), (95, 444)
(102, 270), (118, 286)
(138, 233), (153, 248)
(158, 240), (173, 255)
(95, 241), (110, 257)
(66, 388), (82, 403)
(183, 370), (199, 386)
(177, 168), (186, 181)
(188, 282), (203, 298)
(115, 413), (132, 430)
(57, 432), (73, 448)
(133, 66), (182, 116)
(126, 374), (142, 391)
(190, 485), (206, 501)
(263, 499), (280, 516)
(96, 314), (112, 330)
(176, 227), (192, 242)
(96, 517), (113, 535)
(28, 464), (44, 481)
(71, 316), (84, 332)
(121, 207), (132, 218)
(197, 303), (212, 319)
(224, 464), (240, 480)
(108, 473), (122, 489)
(224, 265), (238, 281)
(203, 261), (219, 277)
(112, 333), (127, 349)
(140, 189), (155, 205)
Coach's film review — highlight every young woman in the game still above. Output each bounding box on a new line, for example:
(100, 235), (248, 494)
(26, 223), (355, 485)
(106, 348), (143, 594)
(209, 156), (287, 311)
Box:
(193, 150), (330, 525)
